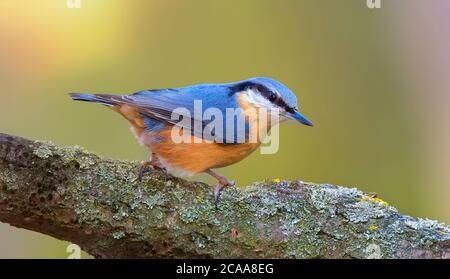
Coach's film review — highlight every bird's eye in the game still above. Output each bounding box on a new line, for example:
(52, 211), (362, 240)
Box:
(269, 92), (277, 102)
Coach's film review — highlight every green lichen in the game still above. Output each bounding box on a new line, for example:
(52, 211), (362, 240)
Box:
(369, 225), (379, 231)
(179, 202), (215, 225)
(359, 195), (389, 207)
(112, 231), (125, 239)
(404, 217), (450, 244)
(0, 169), (19, 191)
(61, 159), (450, 258)
(112, 206), (130, 221)
(16, 138), (450, 259)
(192, 233), (208, 249)
(261, 191), (284, 215)
(172, 186), (187, 202)
(142, 192), (167, 209)
(343, 199), (393, 223)
(32, 143), (53, 159)
(308, 184), (359, 216)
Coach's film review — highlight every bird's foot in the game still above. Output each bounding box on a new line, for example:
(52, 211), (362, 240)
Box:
(206, 169), (235, 208)
(137, 161), (152, 181)
(137, 160), (166, 181)
(214, 179), (236, 209)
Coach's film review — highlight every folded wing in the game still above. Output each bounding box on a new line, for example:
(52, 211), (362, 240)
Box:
(90, 84), (248, 143)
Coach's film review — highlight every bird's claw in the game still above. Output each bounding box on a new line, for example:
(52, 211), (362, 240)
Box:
(137, 160), (168, 181)
(214, 185), (221, 209)
(214, 181), (236, 209)
(137, 161), (152, 181)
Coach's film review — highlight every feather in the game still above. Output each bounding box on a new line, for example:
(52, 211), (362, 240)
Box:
(71, 84), (249, 143)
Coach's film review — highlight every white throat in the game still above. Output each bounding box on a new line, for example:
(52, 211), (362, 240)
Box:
(240, 89), (288, 124)
(242, 88), (276, 109)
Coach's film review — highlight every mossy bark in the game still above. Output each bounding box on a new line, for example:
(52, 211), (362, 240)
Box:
(0, 133), (449, 258)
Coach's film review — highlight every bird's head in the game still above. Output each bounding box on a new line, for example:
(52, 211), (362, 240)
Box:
(231, 77), (313, 127)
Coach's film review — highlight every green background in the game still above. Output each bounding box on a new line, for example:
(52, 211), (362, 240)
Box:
(0, 0), (449, 258)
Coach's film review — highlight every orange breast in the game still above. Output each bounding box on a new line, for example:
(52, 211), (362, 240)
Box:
(151, 128), (260, 175)
(110, 102), (264, 175)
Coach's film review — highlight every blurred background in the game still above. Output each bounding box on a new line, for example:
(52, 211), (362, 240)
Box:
(0, 0), (449, 258)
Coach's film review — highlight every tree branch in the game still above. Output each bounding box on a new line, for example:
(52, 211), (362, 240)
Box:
(0, 133), (449, 258)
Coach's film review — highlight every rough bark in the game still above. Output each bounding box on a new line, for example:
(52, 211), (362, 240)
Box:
(0, 133), (449, 259)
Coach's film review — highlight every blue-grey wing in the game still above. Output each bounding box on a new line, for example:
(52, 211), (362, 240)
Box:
(116, 84), (249, 143)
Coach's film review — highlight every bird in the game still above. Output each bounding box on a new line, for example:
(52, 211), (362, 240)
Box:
(69, 77), (313, 206)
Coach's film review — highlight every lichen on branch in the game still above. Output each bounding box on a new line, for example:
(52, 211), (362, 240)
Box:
(0, 133), (449, 258)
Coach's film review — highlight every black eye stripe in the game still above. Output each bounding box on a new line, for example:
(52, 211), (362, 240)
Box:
(252, 84), (272, 99)
(230, 81), (295, 112)
(269, 92), (277, 101)
(254, 85), (293, 111)
(284, 105), (296, 113)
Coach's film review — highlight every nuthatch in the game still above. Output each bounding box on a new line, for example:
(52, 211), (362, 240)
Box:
(70, 77), (313, 206)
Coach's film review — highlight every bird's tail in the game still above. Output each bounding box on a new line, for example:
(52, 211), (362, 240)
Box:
(69, 93), (119, 106)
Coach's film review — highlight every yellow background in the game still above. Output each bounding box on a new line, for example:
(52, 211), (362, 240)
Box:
(0, 0), (449, 258)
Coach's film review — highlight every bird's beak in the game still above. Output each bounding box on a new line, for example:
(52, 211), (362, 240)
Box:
(288, 110), (314, 126)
